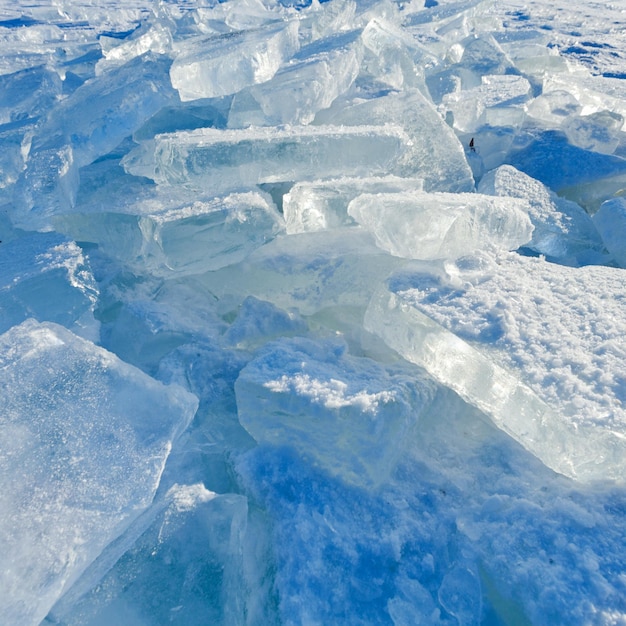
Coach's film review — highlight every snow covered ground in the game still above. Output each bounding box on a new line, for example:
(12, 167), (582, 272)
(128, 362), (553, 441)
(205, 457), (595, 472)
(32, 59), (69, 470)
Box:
(0, 0), (625, 624)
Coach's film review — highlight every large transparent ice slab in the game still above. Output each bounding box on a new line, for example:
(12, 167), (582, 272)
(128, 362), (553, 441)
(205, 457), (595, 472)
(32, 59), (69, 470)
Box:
(122, 124), (412, 193)
(170, 20), (299, 101)
(236, 336), (438, 487)
(348, 190), (533, 260)
(54, 191), (284, 276)
(48, 485), (250, 626)
(478, 164), (606, 263)
(315, 89), (475, 193)
(228, 29), (363, 127)
(365, 251), (626, 481)
(0, 232), (99, 340)
(195, 228), (403, 316)
(0, 320), (198, 626)
(283, 175), (424, 234)
(13, 54), (176, 230)
(593, 197), (626, 267)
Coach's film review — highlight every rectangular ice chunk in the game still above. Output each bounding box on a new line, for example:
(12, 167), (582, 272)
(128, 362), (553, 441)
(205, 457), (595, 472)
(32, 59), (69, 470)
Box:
(195, 228), (403, 316)
(283, 175), (424, 234)
(54, 191), (284, 276)
(122, 124), (412, 193)
(315, 89), (475, 193)
(365, 251), (626, 481)
(170, 20), (300, 101)
(348, 190), (533, 259)
(236, 337), (438, 487)
(0, 320), (198, 626)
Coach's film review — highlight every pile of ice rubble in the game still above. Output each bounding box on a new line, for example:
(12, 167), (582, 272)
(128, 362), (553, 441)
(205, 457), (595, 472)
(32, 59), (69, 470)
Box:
(1, 0), (626, 624)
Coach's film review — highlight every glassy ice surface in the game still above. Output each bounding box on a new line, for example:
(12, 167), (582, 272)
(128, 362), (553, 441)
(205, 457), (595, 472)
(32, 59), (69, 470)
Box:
(347, 190), (533, 260)
(0, 320), (197, 626)
(0, 0), (625, 624)
(122, 124), (412, 193)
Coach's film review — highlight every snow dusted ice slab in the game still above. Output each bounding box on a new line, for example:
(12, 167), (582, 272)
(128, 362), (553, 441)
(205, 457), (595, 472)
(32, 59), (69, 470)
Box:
(236, 337), (438, 487)
(0, 320), (198, 626)
(365, 251), (626, 481)
(123, 124), (412, 193)
(478, 165), (605, 263)
(283, 175), (424, 234)
(170, 20), (299, 101)
(348, 190), (533, 260)
(0, 232), (99, 339)
(55, 191), (284, 276)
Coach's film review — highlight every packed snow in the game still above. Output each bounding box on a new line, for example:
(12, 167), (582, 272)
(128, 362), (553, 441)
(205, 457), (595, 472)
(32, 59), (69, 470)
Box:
(0, 0), (625, 624)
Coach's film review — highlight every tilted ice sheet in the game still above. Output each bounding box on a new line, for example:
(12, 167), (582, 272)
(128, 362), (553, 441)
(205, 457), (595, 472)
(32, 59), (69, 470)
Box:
(122, 124), (412, 193)
(54, 191), (284, 276)
(315, 89), (475, 193)
(170, 20), (300, 101)
(0, 232), (99, 340)
(347, 190), (533, 260)
(13, 53), (176, 230)
(48, 485), (251, 626)
(228, 29), (363, 127)
(236, 336), (438, 488)
(0, 320), (198, 626)
(365, 250), (626, 481)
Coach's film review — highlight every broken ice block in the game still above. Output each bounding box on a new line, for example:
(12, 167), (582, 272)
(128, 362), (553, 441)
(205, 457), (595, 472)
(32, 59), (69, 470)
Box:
(526, 89), (582, 127)
(478, 164), (605, 262)
(347, 190), (533, 260)
(0, 65), (62, 125)
(55, 191), (284, 276)
(441, 74), (531, 134)
(360, 17), (430, 91)
(235, 337), (438, 487)
(228, 29), (363, 127)
(365, 251), (626, 481)
(48, 485), (250, 626)
(122, 124), (412, 193)
(593, 197), (626, 267)
(170, 20), (299, 101)
(316, 89), (474, 193)
(283, 175), (424, 234)
(13, 54), (177, 229)
(195, 228), (403, 316)
(0, 320), (198, 626)
(0, 232), (99, 340)
(563, 110), (624, 155)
